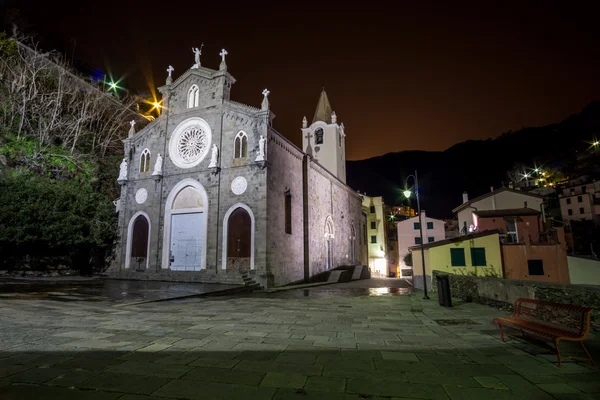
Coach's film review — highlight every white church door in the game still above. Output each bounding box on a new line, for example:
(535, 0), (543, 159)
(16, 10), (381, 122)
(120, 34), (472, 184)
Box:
(170, 213), (203, 271)
(162, 179), (209, 271)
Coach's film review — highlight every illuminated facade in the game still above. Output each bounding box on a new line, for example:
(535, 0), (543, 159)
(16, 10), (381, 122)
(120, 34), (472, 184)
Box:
(362, 195), (388, 276)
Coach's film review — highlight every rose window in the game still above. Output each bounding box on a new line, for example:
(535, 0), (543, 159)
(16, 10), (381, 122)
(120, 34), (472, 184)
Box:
(169, 118), (212, 169)
(178, 127), (207, 163)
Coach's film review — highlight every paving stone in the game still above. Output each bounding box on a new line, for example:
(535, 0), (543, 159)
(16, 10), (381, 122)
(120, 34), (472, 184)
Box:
(381, 351), (419, 361)
(374, 359), (441, 373)
(304, 375), (346, 392)
(136, 343), (173, 352)
(79, 372), (171, 395)
(443, 385), (518, 400)
(523, 374), (565, 384)
(235, 360), (323, 376)
(154, 379), (276, 399)
(0, 364), (32, 379)
(536, 383), (581, 394)
(347, 379), (449, 399)
(473, 376), (509, 390)
(273, 388), (386, 400)
(46, 369), (100, 387)
(56, 356), (123, 371)
(565, 380), (600, 393)
(260, 371), (307, 389)
(5, 367), (68, 383)
(108, 360), (192, 378)
(154, 353), (199, 365)
(405, 372), (480, 387)
(182, 366), (264, 385)
(0, 384), (122, 400)
(434, 362), (513, 377)
(276, 352), (317, 365)
(494, 374), (555, 400)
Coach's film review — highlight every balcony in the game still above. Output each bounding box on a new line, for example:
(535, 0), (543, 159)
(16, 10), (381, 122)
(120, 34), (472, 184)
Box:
(499, 230), (560, 246)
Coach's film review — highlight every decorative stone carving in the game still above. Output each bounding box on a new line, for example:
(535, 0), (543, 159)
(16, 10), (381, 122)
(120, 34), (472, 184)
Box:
(302, 116), (307, 128)
(331, 111), (337, 124)
(168, 118), (212, 169)
(117, 158), (128, 184)
(261, 88), (270, 110)
(208, 144), (219, 168)
(128, 120), (135, 138)
(255, 135), (266, 162)
(152, 153), (163, 177)
(219, 48), (228, 71)
(191, 44), (203, 69)
(135, 188), (148, 204)
(231, 176), (247, 195)
(166, 65), (174, 85)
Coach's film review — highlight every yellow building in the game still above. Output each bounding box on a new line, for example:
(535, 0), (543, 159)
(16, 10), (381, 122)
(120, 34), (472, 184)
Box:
(410, 230), (503, 290)
(362, 195), (388, 277)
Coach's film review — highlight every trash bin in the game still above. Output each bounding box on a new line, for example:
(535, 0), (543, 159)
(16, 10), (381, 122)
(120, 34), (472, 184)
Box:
(436, 275), (452, 307)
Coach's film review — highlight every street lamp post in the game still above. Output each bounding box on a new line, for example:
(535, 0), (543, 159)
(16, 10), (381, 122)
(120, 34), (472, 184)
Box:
(403, 170), (430, 300)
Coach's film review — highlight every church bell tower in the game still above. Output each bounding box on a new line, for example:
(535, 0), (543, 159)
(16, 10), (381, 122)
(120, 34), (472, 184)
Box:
(301, 89), (346, 183)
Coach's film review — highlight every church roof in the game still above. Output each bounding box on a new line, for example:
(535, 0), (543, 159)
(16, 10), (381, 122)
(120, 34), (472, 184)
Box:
(312, 89), (333, 124)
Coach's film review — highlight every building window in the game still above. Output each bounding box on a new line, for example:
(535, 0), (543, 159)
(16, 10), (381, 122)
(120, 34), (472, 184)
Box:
(426, 222), (433, 229)
(578, 196), (583, 203)
(470, 248), (486, 266)
(582, 186), (587, 193)
(315, 128), (324, 145)
(284, 191), (292, 234)
(414, 237), (422, 245)
(413, 222), (420, 230)
(371, 236), (377, 244)
(139, 148), (151, 172)
(566, 198), (571, 205)
(580, 207), (585, 214)
(369, 205), (375, 214)
(428, 237), (434, 243)
(187, 84), (199, 108)
(450, 248), (466, 266)
(370, 221), (376, 229)
(568, 209), (573, 216)
(527, 259), (544, 276)
(234, 131), (248, 158)
(524, 201), (528, 207)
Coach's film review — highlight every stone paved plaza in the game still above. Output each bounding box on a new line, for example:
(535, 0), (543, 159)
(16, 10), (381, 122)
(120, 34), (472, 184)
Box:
(0, 279), (598, 399)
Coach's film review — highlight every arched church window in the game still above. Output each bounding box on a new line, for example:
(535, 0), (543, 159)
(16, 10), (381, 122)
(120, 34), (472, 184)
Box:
(315, 128), (324, 145)
(234, 131), (248, 158)
(140, 148), (151, 173)
(187, 84), (199, 108)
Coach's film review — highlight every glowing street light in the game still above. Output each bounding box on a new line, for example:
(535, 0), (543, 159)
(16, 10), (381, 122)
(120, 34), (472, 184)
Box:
(404, 170), (429, 300)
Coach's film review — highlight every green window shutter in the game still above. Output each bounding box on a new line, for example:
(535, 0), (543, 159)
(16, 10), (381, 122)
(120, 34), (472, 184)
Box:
(450, 248), (466, 266)
(470, 248), (487, 266)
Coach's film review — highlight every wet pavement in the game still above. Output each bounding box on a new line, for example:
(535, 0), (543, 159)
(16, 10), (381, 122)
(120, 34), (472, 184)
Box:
(1, 277), (598, 400)
(0, 278), (241, 304)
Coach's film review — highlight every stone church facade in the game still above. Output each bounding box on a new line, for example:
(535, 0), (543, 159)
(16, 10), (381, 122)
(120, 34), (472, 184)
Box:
(109, 50), (366, 288)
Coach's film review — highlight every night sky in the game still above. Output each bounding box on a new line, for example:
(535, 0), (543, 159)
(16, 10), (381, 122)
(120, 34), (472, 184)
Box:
(3, 1), (600, 160)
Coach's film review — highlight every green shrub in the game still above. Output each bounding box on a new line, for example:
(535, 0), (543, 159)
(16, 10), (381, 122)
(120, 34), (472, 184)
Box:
(0, 173), (116, 273)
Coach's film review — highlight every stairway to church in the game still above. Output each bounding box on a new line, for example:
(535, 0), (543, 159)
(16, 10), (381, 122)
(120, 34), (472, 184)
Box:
(351, 265), (367, 280)
(241, 273), (262, 290)
(327, 270), (344, 283)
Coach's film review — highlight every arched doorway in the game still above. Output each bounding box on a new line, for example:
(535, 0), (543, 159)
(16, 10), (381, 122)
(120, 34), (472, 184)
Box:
(222, 203), (255, 272)
(325, 217), (334, 269)
(125, 212), (151, 270)
(162, 179), (208, 271)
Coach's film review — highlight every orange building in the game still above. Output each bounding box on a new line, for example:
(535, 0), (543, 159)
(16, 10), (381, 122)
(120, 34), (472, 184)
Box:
(475, 208), (569, 283)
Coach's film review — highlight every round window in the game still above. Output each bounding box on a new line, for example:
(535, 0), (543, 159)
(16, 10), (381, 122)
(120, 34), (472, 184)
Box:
(168, 117), (212, 168)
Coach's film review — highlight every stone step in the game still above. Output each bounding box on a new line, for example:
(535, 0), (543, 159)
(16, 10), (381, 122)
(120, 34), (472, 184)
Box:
(327, 270), (343, 283)
(351, 265), (364, 281)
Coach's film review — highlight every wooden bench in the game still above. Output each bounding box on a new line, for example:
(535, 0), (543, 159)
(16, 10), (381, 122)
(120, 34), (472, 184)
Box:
(493, 298), (595, 367)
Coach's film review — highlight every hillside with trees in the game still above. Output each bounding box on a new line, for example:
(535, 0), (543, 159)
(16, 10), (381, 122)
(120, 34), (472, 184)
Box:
(0, 34), (146, 274)
(347, 102), (600, 218)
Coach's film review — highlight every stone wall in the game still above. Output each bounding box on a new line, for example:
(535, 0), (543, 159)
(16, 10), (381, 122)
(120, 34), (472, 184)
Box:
(433, 270), (600, 330)
(307, 160), (363, 277)
(266, 131), (305, 286)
